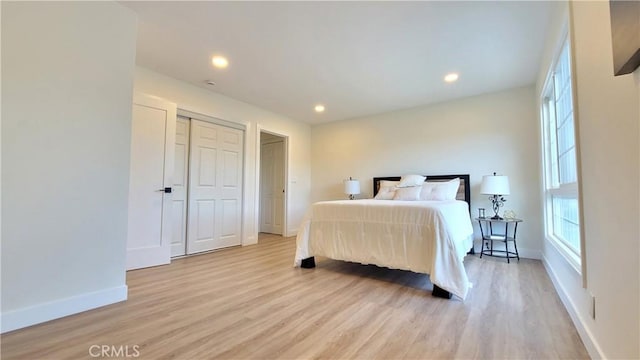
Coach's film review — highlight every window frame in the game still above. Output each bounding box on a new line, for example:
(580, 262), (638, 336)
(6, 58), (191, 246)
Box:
(539, 33), (585, 276)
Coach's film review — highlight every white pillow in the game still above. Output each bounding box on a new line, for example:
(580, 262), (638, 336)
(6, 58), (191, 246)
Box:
(398, 174), (426, 188)
(374, 185), (396, 200)
(420, 178), (460, 201)
(393, 186), (422, 201)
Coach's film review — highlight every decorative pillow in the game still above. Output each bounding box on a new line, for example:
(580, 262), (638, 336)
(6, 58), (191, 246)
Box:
(393, 186), (422, 201)
(420, 178), (460, 201)
(374, 185), (396, 200)
(397, 174), (426, 188)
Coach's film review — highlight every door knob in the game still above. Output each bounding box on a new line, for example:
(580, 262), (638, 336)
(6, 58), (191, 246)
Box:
(156, 187), (172, 193)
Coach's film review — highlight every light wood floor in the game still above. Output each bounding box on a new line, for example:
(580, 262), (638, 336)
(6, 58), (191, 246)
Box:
(2, 234), (589, 359)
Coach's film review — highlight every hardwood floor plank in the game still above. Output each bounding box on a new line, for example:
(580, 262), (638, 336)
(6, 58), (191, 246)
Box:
(1, 234), (590, 359)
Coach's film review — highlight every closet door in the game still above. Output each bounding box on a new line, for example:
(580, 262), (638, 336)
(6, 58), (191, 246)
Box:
(171, 116), (190, 257)
(187, 119), (243, 254)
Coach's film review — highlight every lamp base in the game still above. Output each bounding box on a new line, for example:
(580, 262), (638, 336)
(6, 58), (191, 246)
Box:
(489, 194), (505, 221)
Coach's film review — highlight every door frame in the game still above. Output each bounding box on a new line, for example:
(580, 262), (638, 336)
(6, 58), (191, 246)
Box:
(256, 126), (289, 238)
(171, 116), (190, 257)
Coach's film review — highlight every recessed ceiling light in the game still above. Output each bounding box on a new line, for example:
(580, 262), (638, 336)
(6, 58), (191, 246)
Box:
(205, 80), (216, 86)
(314, 105), (325, 113)
(211, 56), (229, 69)
(444, 73), (459, 83)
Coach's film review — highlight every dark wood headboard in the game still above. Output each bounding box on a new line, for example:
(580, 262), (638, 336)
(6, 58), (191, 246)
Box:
(373, 174), (471, 212)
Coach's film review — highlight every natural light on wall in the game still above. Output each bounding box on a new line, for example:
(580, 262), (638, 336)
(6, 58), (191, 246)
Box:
(541, 36), (582, 269)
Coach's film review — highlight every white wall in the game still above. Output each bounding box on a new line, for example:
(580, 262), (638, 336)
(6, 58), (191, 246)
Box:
(311, 86), (543, 258)
(538, 1), (640, 359)
(134, 67), (311, 239)
(1, 2), (137, 332)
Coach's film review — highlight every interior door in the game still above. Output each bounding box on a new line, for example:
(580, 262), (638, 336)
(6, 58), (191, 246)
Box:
(260, 142), (275, 234)
(187, 119), (243, 254)
(171, 116), (190, 257)
(260, 140), (284, 235)
(126, 93), (176, 270)
(271, 141), (284, 235)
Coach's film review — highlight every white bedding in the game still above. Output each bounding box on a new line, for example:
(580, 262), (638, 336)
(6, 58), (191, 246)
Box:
(294, 199), (474, 299)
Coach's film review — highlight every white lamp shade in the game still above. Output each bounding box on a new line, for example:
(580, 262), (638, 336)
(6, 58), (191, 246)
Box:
(481, 174), (510, 195)
(344, 179), (361, 195)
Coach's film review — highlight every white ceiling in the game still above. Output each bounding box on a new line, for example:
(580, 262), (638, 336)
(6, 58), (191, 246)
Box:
(122, 1), (552, 125)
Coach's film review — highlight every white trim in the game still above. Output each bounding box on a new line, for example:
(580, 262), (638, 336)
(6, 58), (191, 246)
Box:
(540, 23), (570, 95)
(548, 182), (579, 196)
(1, 285), (128, 333)
(177, 108), (246, 131)
(542, 255), (604, 360)
(539, 33), (584, 278)
(546, 233), (581, 272)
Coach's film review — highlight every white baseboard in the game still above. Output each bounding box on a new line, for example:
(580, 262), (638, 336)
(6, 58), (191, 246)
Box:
(1, 285), (128, 333)
(542, 255), (604, 359)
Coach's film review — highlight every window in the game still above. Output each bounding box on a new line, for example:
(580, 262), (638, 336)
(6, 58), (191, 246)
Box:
(541, 38), (582, 264)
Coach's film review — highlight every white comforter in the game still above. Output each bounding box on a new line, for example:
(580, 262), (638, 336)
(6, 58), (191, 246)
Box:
(294, 199), (474, 299)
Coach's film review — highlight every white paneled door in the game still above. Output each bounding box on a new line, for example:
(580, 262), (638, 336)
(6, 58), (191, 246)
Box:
(127, 94), (176, 270)
(260, 140), (284, 235)
(187, 119), (243, 254)
(171, 116), (190, 257)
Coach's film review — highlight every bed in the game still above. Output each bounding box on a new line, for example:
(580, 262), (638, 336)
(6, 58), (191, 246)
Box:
(294, 174), (474, 300)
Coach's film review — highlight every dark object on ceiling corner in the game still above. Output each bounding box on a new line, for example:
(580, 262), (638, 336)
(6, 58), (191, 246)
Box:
(610, 0), (640, 76)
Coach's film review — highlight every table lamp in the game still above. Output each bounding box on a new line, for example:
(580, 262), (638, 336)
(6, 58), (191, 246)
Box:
(481, 172), (510, 220)
(344, 177), (360, 200)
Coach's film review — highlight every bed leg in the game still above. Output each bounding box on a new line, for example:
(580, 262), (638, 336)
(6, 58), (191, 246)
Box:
(432, 285), (452, 299)
(301, 257), (316, 268)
